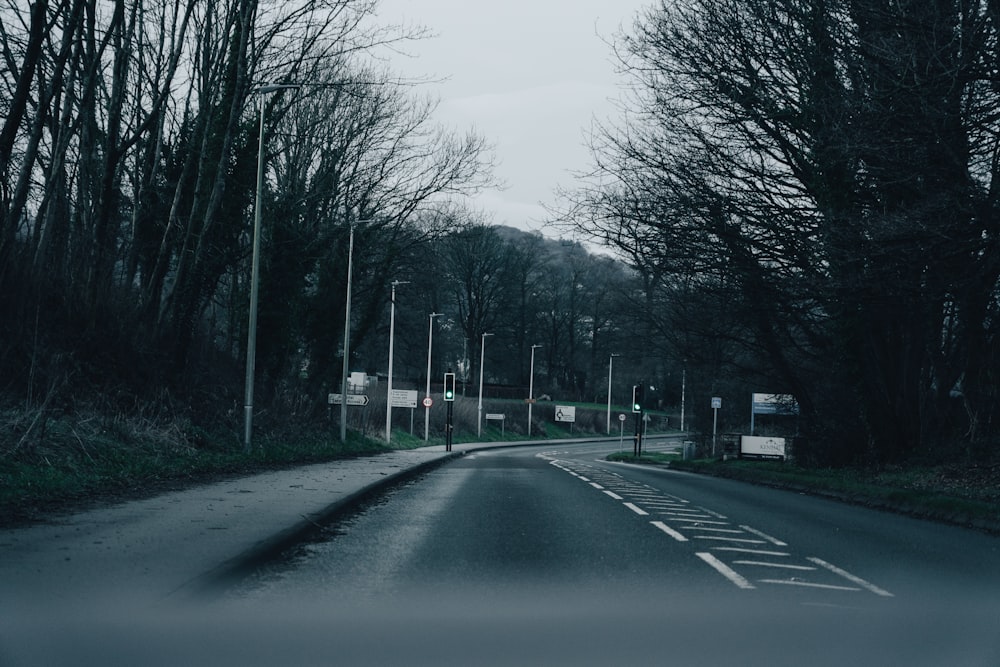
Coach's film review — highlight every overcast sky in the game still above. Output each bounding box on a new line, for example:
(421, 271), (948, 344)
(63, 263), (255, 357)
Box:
(371, 0), (652, 235)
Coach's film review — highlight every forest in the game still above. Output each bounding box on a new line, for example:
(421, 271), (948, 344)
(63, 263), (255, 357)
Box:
(4, 0), (1000, 469)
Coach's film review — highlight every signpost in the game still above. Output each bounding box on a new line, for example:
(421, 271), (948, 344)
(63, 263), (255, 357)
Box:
(485, 413), (505, 436)
(555, 405), (576, 434)
(750, 393), (798, 434)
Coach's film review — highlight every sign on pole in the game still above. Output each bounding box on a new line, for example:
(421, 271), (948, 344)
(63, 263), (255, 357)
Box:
(328, 393), (369, 406)
(391, 389), (419, 408)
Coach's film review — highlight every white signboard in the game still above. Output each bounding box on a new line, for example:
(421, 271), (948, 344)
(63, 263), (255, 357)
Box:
(740, 435), (786, 460)
(391, 389), (418, 408)
(554, 405), (576, 423)
(328, 393), (369, 406)
(752, 393), (798, 415)
(485, 413), (505, 420)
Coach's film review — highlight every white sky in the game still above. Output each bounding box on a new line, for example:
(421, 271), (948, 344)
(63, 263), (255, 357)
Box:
(371, 0), (652, 235)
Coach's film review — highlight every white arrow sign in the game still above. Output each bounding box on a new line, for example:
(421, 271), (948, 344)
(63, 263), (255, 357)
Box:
(328, 393), (369, 406)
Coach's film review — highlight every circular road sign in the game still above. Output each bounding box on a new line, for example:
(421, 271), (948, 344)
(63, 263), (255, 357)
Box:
(422, 396), (433, 408)
(619, 413), (627, 422)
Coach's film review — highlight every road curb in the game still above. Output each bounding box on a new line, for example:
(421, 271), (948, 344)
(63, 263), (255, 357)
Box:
(173, 451), (465, 599)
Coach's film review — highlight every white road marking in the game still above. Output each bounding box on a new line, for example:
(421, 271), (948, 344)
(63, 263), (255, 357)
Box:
(739, 525), (787, 546)
(589, 482), (604, 490)
(624, 503), (649, 516)
(664, 517), (731, 525)
(760, 579), (861, 592)
(682, 526), (744, 534)
(603, 490), (623, 500)
(694, 536), (767, 544)
(807, 557), (894, 597)
(696, 552), (755, 589)
(713, 547), (791, 557)
(651, 521), (688, 542)
(733, 560), (817, 571)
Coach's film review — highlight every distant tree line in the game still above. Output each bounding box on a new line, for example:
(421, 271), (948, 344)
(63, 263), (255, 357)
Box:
(0, 1), (666, 446)
(563, 0), (1000, 465)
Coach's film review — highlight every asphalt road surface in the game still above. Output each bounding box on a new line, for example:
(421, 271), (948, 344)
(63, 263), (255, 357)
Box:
(211, 441), (1000, 666)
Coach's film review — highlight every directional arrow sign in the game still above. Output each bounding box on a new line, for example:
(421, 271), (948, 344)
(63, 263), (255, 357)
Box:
(327, 393), (369, 406)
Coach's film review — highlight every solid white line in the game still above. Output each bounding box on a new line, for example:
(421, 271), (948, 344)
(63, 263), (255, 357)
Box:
(733, 560), (817, 571)
(807, 557), (894, 597)
(760, 579), (861, 592)
(603, 490), (623, 500)
(739, 525), (787, 546)
(624, 502), (649, 516)
(696, 553), (755, 589)
(651, 521), (688, 542)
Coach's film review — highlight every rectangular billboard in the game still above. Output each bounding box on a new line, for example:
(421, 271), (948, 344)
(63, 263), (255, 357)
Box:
(740, 435), (786, 460)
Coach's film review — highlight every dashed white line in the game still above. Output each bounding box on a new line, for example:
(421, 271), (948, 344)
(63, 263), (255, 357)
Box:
(603, 490), (624, 500)
(807, 557), (894, 597)
(589, 482), (604, 490)
(696, 552), (755, 589)
(624, 502), (649, 516)
(651, 521), (689, 542)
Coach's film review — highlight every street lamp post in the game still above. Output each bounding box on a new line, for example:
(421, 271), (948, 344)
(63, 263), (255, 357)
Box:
(424, 313), (442, 441)
(243, 83), (300, 452)
(339, 222), (356, 443)
(607, 353), (620, 435)
(385, 280), (409, 443)
(680, 368), (687, 432)
(528, 344), (542, 436)
(477, 332), (493, 437)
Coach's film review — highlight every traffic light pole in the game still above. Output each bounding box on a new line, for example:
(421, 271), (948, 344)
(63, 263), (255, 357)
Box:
(444, 370), (455, 452)
(446, 400), (454, 452)
(632, 381), (645, 457)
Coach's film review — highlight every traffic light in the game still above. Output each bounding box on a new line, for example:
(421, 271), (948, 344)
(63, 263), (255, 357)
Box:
(444, 371), (456, 401)
(632, 384), (644, 413)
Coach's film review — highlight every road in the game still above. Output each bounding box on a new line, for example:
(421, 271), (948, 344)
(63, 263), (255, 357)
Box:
(212, 441), (1000, 666)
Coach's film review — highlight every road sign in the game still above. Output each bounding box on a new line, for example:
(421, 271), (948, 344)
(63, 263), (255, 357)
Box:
(712, 397), (722, 409)
(485, 413), (505, 420)
(422, 396), (433, 408)
(328, 393), (369, 406)
(555, 405), (576, 422)
(619, 413), (626, 422)
(391, 389), (418, 408)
